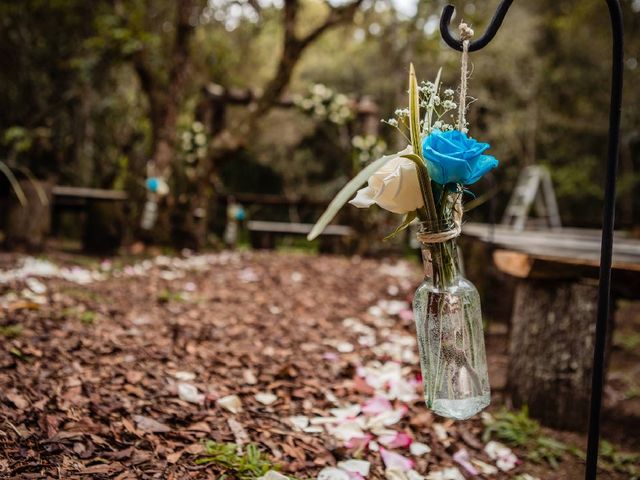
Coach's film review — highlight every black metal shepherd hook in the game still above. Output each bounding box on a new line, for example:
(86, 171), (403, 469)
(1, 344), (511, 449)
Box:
(439, 1), (624, 479)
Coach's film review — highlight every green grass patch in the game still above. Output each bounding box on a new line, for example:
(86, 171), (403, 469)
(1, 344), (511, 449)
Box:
(0, 324), (23, 338)
(195, 441), (288, 479)
(157, 288), (184, 303)
(80, 310), (97, 325)
(483, 407), (639, 477)
(613, 329), (640, 353)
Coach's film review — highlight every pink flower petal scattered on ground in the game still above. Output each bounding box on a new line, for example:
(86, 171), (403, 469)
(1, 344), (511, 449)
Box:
(362, 396), (393, 416)
(378, 432), (413, 448)
(452, 449), (479, 476)
(485, 441), (519, 472)
(323, 352), (340, 362)
(380, 447), (415, 471)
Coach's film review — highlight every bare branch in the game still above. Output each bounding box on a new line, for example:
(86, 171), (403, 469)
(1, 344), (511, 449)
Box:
(253, 0), (363, 117)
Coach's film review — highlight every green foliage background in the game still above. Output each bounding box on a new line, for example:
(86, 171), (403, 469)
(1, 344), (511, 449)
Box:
(1, 0), (639, 236)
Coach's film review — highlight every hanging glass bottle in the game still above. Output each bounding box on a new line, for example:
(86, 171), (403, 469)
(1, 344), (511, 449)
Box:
(412, 216), (490, 420)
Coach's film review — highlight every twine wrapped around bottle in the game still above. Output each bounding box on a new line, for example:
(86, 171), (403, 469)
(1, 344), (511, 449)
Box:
(415, 197), (463, 244)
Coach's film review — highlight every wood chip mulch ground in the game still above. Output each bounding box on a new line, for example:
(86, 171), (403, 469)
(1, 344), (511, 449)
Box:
(0, 251), (633, 479)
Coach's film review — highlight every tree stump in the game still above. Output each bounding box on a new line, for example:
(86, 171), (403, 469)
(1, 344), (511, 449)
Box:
(4, 179), (53, 251)
(507, 279), (608, 431)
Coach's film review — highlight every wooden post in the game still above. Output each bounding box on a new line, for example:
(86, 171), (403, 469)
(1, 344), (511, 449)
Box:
(506, 277), (610, 431)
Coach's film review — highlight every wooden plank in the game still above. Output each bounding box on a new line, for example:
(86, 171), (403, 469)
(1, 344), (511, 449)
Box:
(247, 220), (352, 236)
(52, 186), (128, 201)
(463, 223), (640, 264)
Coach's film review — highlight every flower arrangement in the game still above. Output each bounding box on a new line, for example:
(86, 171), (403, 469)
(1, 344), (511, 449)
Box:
(309, 61), (496, 420)
(308, 64), (497, 245)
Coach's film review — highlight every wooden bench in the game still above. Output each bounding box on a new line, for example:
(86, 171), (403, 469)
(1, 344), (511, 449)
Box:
(247, 220), (353, 251)
(462, 222), (640, 431)
(52, 186), (128, 254)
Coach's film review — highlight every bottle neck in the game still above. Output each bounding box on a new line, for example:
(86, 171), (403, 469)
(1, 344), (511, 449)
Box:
(417, 218), (461, 287)
(421, 239), (461, 287)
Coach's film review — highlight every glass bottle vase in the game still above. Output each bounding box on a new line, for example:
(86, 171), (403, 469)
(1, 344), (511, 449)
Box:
(412, 219), (490, 420)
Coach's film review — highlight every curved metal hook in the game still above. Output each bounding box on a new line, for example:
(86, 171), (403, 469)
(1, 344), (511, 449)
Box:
(439, 0), (515, 52)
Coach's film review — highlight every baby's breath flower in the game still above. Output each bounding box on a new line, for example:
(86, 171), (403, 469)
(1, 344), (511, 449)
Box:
(394, 108), (409, 117)
(444, 88), (455, 97)
(432, 95), (441, 105)
(442, 100), (457, 110)
(384, 118), (399, 127)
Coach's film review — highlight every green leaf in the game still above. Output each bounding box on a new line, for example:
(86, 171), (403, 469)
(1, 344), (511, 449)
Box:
(0, 160), (27, 207)
(408, 63), (421, 157)
(306, 147), (411, 241)
(384, 210), (417, 241)
(407, 65), (438, 221)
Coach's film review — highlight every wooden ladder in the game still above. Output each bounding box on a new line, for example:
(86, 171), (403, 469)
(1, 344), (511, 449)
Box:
(501, 165), (561, 231)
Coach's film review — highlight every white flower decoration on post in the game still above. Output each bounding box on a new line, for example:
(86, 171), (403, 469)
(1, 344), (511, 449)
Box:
(349, 148), (423, 215)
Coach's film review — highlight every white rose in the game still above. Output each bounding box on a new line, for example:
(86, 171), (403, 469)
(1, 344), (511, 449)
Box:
(349, 151), (424, 214)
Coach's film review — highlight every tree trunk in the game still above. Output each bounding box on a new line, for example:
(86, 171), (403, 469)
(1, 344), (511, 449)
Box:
(4, 180), (53, 252)
(507, 279), (609, 431)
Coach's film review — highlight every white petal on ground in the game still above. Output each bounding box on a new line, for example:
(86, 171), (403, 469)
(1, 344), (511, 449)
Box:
(26, 277), (47, 294)
(406, 470), (425, 480)
(409, 442), (431, 456)
(303, 426), (324, 434)
(227, 418), (249, 445)
(258, 471), (290, 480)
(384, 469), (408, 480)
(485, 441), (518, 471)
(432, 423), (448, 443)
(366, 406), (407, 429)
(317, 467), (351, 480)
(425, 468), (465, 480)
(174, 371), (196, 381)
(327, 419), (367, 442)
(377, 299), (409, 315)
(243, 369), (258, 385)
(337, 459), (371, 476)
(218, 394), (242, 413)
(470, 459), (498, 475)
(287, 415), (310, 431)
(377, 432), (413, 448)
(255, 392), (278, 405)
(330, 404), (361, 419)
(177, 383), (204, 404)
(380, 447), (415, 471)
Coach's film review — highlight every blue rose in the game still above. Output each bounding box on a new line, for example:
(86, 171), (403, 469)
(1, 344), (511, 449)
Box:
(421, 129), (498, 185)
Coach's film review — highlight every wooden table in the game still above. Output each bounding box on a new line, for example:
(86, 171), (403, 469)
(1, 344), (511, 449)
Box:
(461, 223), (640, 430)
